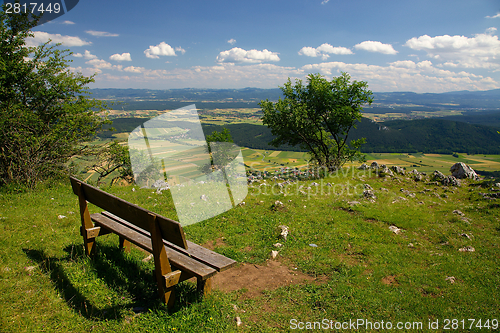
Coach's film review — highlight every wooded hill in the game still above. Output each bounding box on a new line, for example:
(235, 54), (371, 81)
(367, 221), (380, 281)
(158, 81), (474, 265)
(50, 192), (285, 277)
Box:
(99, 117), (500, 154)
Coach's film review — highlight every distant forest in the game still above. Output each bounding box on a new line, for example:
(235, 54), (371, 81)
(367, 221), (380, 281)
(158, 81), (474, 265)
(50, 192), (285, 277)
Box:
(99, 117), (500, 155)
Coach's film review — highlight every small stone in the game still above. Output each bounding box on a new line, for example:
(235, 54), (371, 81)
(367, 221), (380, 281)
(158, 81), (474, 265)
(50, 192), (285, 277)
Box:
(389, 225), (402, 234)
(132, 188), (136, 192)
(309, 243), (318, 247)
(452, 210), (464, 216)
(200, 194), (208, 201)
(445, 276), (456, 284)
(408, 243), (414, 248)
(458, 246), (475, 252)
(58, 215), (66, 219)
(278, 225), (289, 241)
(460, 233), (472, 239)
(271, 250), (279, 259)
(236, 316), (242, 327)
(273, 243), (283, 248)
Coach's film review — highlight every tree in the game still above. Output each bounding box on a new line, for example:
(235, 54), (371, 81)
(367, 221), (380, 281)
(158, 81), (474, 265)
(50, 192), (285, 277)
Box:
(259, 72), (372, 172)
(0, 5), (108, 188)
(201, 128), (235, 174)
(87, 141), (132, 185)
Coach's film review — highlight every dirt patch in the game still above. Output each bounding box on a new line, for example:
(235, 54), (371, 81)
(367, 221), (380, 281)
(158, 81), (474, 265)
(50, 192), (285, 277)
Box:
(203, 238), (226, 251)
(212, 260), (325, 299)
(381, 275), (399, 286)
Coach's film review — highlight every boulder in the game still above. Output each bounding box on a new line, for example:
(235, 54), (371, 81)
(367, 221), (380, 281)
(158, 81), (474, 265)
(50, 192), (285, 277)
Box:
(442, 175), (461, 187)
(431, 170), (445, 181)
(370, 161), (379, 169)
(378, 165), (393, 177)
(390, 165), (405, 175)
(450, 162), (480, 180)
(363, 189), (376, 199)
(358, 163), (368, 170)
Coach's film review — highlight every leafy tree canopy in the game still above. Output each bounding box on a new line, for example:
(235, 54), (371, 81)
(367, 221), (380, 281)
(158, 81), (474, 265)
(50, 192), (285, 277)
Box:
(259, 72), (373, 171)
(0, 5), (109, 188)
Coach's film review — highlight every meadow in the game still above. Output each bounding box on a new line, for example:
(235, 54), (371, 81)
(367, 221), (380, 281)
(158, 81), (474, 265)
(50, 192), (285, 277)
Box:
(1, 160), (499, 332)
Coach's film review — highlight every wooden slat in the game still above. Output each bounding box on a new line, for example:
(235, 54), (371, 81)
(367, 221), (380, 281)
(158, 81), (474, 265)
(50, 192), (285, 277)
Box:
(70, 176), (187, 249)
(101, 211), (236, 272)
(90, 213), (217, 280)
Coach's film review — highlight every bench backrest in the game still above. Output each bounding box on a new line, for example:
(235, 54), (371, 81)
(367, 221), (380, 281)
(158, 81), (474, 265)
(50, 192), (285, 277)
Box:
(69, 176), (187, 249)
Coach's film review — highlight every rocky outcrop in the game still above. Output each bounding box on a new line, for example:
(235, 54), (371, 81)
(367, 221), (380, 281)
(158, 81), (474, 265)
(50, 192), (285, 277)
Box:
(390, 165), (405, 175)
(431, 170), (445, 182)
(442, 175), (461, 187)
(450, 162), (480, 180)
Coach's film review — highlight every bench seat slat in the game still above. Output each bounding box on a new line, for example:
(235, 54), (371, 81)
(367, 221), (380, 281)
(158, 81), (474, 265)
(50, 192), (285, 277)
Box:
(101, 211), (237, 272)
(90, 213), (217, 280)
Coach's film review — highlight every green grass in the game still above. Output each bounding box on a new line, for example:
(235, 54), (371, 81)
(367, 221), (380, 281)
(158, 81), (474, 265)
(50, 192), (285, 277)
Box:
(1, 169), (500, 332)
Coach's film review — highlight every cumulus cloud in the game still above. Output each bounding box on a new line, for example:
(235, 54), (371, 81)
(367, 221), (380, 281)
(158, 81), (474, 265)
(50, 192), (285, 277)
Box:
(175, 46), (186, 55)
(301, 60), (498, 92)
(486, 13), (500, 19)
(62, 20), (75, 25)
(227, 39), (236, 45)
(321, 0), (330, 4)
(144, 42), (181, 59)
(26, 31), (90, 47)
(109, 53), (132, 62)
(216, 47), (280, 63)
(404, 31), (500, 69)
(299, 43), (353, 60)
(85, 30), (119, 37)
(124, 66), (145, 73)
(354, 41), (398, 54)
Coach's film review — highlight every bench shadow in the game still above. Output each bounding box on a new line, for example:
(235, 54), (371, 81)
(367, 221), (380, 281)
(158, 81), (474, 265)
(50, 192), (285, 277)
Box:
(24, 243), (203, 320)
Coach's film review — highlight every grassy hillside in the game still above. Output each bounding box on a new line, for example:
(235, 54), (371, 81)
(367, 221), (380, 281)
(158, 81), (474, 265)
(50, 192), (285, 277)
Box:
(1, 169), (499, 332)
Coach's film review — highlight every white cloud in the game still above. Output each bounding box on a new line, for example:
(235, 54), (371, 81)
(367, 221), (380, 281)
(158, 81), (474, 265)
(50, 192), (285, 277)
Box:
(216, 47), (280, 63)
(144, 42), (180, 59)
(82, 50), (97, 59)
(62, 20), (75, 25)
(301, 60), (499, 92)
(486, 13), (500, 19)
(321, 0), (330, 4)
(124, 66), (145, 73)
(299, 43), (353, 60)
(72, 53), (83, 58)
(404, 31), (500, 69)
(85, 30), (119, 37)
(26, 31), (90, 47)
(354, 41), (398, 54)
(109, 53), (132, 62)
(227, 39), (236, 45)
(175, 46), (186, 55)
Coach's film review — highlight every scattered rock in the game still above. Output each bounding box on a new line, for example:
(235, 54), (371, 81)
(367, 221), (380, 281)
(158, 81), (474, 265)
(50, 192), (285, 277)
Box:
(390, 165), (406, 175)
(408, 243), (414, 248)
(271, 250), (279, 259)
(380, 187), (388, 192)
(442, 176), (461, 187)
(273, 243), (283, 248)
(363, 189), (376, 199)
(24, 266), (36, 272)
(458, 246), (475, 252)
(235, 316), (242, 327)
(358, 163), (368, 170)
(58, 215), (66, 219)
(445, 276), (456, 284)
(389, 225), (402, 234)
(370, 161), (379, 169)
(278, 225), (289, 241)
(364, 184), (373, 190)
(431, 170), (445, 182)
(450, 162), (480, 180)
(452, 210), (464, 216)
(309, 243), (318, 247)
(348, 201), (361, 205)
(132, 188), (136, 192)
(460, 233), (472, 240)
(200, 194), (208, 201)
(400, 188), (416, 198)
(392, 196), (408, 203)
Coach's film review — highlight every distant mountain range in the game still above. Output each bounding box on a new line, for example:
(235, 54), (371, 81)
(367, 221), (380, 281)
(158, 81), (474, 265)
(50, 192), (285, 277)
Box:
(90, 87), (500, 110)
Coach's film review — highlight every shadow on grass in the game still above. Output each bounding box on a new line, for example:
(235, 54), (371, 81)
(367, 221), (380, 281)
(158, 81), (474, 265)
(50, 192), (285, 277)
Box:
(23, 243), (203, 320)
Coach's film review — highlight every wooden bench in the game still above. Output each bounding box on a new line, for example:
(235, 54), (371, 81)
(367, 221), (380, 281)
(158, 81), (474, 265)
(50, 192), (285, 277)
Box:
(69, 176), (236, 308)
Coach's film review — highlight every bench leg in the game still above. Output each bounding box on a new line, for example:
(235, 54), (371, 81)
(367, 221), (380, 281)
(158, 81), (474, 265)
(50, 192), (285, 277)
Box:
(119, 237), (131, 253)
(197, 277), (212, 296)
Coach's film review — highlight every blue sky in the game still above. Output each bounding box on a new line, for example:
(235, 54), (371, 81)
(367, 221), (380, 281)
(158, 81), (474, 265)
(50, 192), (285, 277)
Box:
(9, 0), (500, 92)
